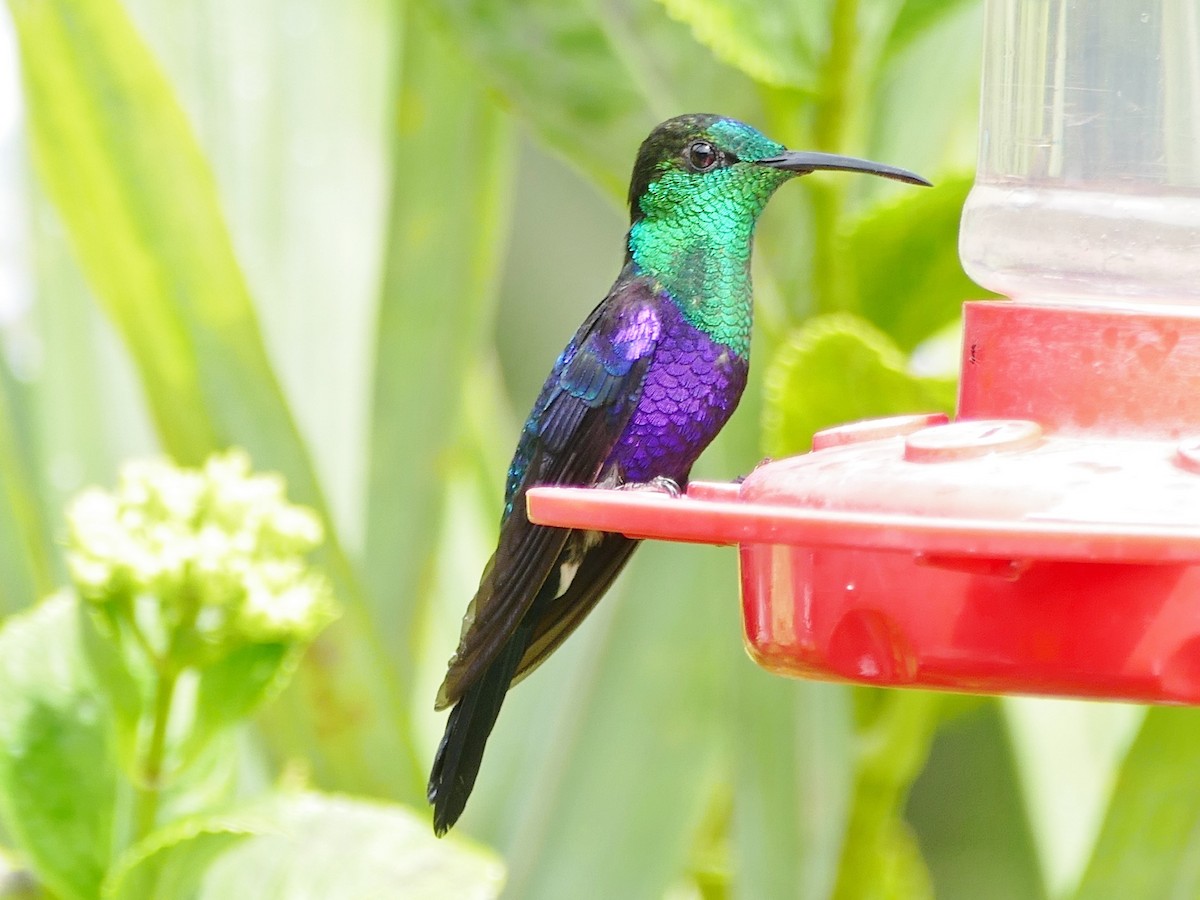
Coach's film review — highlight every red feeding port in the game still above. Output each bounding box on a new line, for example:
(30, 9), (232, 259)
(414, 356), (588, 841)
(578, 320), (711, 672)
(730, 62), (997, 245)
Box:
(527, 301), (1200, 704)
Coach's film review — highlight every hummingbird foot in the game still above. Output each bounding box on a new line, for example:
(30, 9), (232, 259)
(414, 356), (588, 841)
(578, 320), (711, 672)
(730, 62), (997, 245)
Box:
(615, 475), (682, 498)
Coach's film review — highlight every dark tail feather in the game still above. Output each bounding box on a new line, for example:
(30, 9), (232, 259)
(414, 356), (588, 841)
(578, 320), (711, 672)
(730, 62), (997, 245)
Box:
(428, 625), (529, 836)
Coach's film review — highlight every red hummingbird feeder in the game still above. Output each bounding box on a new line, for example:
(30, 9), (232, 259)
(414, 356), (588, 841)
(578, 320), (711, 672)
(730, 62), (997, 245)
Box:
(528, 2), (1200, 705)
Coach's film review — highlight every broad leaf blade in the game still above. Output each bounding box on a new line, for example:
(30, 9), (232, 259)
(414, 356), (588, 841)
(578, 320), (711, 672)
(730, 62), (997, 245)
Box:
(864, 2), (983, 186)
(103, 809), (272, 900)
(422, 0), (654, 197)
(1073, 708), (1200, 900)
(1005, 698), (1142, 896)
(845, 176), (988, 352)
(0, 594), (118, 900)
(182, 643), (296, 770)
(423, 0), (766, 199)
(654, 0), (829, 89)
(879, 0), (980, 64)
(363, 7), (515, 707)
(908, 700), (1047, 900)
(13, 0), (227, 460)
(105, 792), (504, 900)
(209, 794), (504, 899)
(0, 365), (55, 612)
(733, 676), (854, 900)
(762, 313), (956, 457)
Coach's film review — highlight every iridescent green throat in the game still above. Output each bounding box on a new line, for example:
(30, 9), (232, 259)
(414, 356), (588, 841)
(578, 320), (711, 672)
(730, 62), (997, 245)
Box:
(627, 164), (790, 358)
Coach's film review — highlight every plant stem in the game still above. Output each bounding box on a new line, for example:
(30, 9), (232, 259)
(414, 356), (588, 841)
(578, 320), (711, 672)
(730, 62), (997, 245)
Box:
(832, 691), (943, 898)
(131, 586), (197, 843)
(814, 0), (860, 151)
(132, 664), (179, 842)
(810, 0), (861, 315)
(125, 613), (158, 666)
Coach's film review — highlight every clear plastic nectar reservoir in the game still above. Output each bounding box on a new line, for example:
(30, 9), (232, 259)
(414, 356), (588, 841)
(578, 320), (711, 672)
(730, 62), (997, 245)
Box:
(959, 1), (1200, 305)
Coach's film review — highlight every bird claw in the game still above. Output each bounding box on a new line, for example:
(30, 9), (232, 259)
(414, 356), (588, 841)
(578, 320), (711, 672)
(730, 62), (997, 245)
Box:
(616, 475), (682, 498)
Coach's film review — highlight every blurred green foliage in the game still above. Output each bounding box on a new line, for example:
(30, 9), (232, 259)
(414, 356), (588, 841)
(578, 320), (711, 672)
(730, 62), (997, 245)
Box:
(0, 0), (1192, 896)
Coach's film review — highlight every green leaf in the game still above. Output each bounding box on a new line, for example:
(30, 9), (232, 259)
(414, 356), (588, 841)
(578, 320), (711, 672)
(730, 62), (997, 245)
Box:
(105, 792), (504, 900)
(78, 608), (250, 819)
(0, 594), (118, 900)
(762, 313), (956, 457)
(103, 808), (270, 900)
(654, 0), (829, 89)
(832, 691), (942, 899)
(363, 7), (514, 712)
(182, 643), (297, 769)
(0, 364), (55, 612)
(908, 701), (1048, 900)
(424, 0), (766, 199)
(863, 3), (983, 184)
(20, 186), (158, 558)
(8, 0), (419, 798)
(12, 0), (239, 461)
(732, 677), (854, 900)
(1005, 698), (1142, 896)
(846, 176), (990, 352)
(77, 602), (144, 771)
(879, 0), (979, 64)
(1073, 709), (1200, 900)
(421, 0), (655, 198)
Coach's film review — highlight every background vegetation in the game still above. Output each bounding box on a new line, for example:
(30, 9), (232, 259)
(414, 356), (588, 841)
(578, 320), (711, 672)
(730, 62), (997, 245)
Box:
(0, 0), (1197, 896)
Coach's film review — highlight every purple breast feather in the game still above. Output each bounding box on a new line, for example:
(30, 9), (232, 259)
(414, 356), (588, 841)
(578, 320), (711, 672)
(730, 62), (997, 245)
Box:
(608, 303), (748, 484)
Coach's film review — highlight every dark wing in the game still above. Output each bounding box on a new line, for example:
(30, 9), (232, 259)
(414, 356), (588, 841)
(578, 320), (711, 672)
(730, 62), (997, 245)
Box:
(436, 274), (663, 708)
(511, 532), (640, 687)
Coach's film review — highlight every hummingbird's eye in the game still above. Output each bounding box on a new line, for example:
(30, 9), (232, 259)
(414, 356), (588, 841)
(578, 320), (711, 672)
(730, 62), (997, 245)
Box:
(686, 140), (720, 173)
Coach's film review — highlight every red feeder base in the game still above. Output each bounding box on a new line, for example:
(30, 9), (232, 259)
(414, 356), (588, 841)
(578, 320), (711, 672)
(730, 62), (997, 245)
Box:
(527, 301), (1200, 704)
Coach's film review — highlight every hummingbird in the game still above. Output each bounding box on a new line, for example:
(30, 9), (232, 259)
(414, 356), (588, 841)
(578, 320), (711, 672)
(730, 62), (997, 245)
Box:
(428, 113), (928, 835)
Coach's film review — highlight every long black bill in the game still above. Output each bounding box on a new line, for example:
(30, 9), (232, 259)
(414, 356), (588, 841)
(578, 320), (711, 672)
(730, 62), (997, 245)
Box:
(756, 150), (931, 187)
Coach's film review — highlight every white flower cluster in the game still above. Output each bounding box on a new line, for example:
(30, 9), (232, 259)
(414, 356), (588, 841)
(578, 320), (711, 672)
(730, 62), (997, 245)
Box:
(67, 450), (335, 644)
